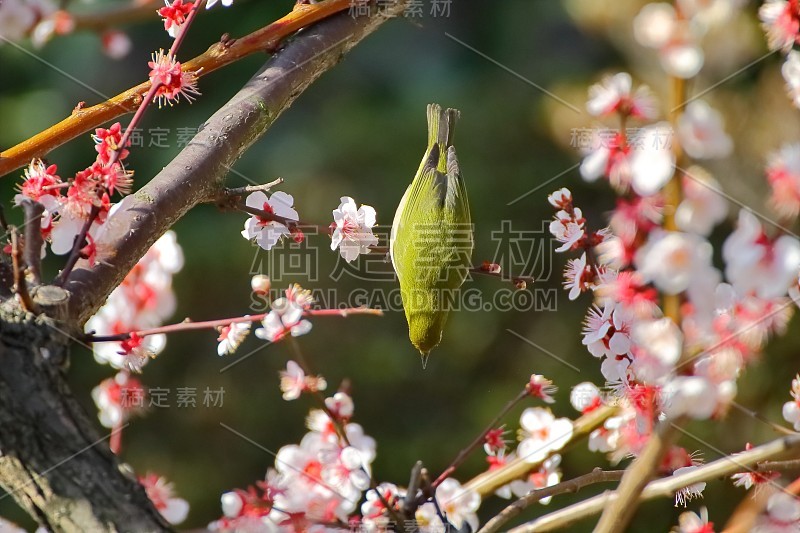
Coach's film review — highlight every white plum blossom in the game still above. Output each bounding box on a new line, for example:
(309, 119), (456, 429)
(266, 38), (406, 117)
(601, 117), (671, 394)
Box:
(588, 413), (628, 454)
(517, 407), (574, 464)
(435, 478), (480, 531)
(673, 466), (707, 507)
(563, 252), (593, 300)
(586, 72), (658, 119)
(633, 3), (677, 49)
(582, 304), (633, 360)
(415, 502), (446, 533)
(255, 285), (313, 342)
(527, 374), (558, 404)
(631, 318), (684, 383)
(766, 143), (800, 220)
(216, 322), (250, 356)
(782, 375), (800, 431)
(723, 209), (800, 299)
(550, 207), (585, 252)
(241, 191), (299, 251)
(361, 483), (404, 530)
(91, 372), (145, 428)
(676, 166), (728, 235)
(87, 230), (183, 371)
(677, 101), (733, 160)
(633, 3), (704, 78)
(579, 123), (675, 195)
(325, 391), (355, 420)
(629, 124), (677, 196)
(570, 382), (602, 413)
(509, 454), (562, 504)
(279, 360), (327, 401)
(547, 187), (572, 209)
(330, 196), (379, 262)
(673, 507), (712, 533)
(661, 376), (721, 420)
(783, 51), (800, 109)
(755, 492), (800, 532)
(139, 474), (189, 525)
(759, 0), (800, 52)
(635, 230), (714, 295)
(206, 0), (233, 7)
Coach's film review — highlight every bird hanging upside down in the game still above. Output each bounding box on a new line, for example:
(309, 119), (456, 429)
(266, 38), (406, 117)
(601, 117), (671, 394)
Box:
(390, 104), (474, 368)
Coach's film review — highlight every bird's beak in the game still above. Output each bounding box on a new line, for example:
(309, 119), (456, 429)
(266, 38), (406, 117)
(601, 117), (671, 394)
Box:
(420, 352), (430, 369)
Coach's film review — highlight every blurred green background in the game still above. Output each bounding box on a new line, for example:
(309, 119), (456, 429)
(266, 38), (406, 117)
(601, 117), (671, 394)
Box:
(1, 0), (799, 530)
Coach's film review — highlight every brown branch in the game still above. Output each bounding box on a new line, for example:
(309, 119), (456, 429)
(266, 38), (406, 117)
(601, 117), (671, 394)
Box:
(594, 419), (682, 533)
(20, 200), (44, 284)
(0, 0), (355, 178)
(10, 226), (36, 313)
(478, 469), (626, 533)
(71, 0), (161, 32)
(64, 4), (408, 326)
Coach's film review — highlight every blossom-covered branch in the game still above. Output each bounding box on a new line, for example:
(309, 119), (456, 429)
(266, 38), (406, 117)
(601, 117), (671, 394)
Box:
(508, 435), (800, 532)
(64, 2), (409, 325)
(0, 0), (355, 177)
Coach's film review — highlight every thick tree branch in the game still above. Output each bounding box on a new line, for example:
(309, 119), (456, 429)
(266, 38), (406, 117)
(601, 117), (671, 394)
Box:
(0, 0), (356, 178)
(0, 310), (169, 531)
(64, 3), (406, 325)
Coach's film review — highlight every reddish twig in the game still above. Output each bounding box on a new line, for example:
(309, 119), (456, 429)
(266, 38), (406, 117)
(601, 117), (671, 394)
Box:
(84, 306), (383, 343)
(55, 2), (203, 286)
(432, 388), (529, 489)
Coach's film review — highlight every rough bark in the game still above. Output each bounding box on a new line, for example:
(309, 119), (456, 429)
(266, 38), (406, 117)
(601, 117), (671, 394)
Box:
(0, 298), (169, 532)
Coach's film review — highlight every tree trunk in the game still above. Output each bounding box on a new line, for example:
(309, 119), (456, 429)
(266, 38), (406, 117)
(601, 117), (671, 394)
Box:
(0, 298), (169, 532)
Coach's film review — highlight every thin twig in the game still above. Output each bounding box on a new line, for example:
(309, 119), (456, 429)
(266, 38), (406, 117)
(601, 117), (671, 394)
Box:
(54, 204), (99, 286)
(224, 178), (285, 198)
(478, 469), (625, 533)
(509, 435), (800, 533)
(54, 2), (204, 286)
(20, 199), (44, 284)
(433, 388), (529, 488)
(404, 461), (424, 517)
(10, 226), (36, 313)
(84, 306), (382, 342)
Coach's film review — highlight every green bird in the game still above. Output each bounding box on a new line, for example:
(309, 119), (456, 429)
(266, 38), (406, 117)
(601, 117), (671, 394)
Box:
(390, 104), (474, 367)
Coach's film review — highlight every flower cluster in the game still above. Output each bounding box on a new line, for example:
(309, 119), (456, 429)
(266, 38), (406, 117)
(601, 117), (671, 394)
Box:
(209, 391), (377, 530)
(16, 123), (137, 262)
(91, 371), (146, 429)
(148, 49), (201, 108)
(139, 473), (190, 525)
(254, 284), (314, 343)
(87, 231), (184, 372)
(579, 72), (731, 196)
(760, 0), (800, 108)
